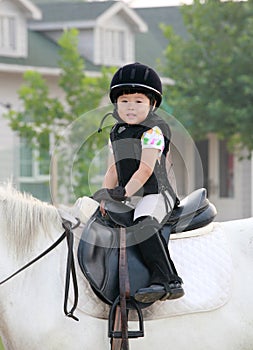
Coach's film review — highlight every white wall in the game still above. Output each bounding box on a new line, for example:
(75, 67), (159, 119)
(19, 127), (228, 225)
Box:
(0, 70), (64, 185)
(0, 106), (17, 183)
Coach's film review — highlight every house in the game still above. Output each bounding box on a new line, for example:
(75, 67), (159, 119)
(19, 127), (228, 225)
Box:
(0, 0), (252, 220)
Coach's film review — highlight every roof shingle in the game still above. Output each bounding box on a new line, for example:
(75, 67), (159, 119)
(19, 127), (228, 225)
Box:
(33, 1), (115, 22)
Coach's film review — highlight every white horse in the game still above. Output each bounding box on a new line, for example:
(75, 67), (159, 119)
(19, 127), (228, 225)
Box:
(0, 184), (253, 350)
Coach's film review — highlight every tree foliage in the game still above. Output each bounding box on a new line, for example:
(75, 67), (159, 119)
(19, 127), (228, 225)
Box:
(161, 0), (253, 155)
(5, 28), (114, 200)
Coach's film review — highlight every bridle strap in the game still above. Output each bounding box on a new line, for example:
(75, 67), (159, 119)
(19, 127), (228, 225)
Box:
(0, 218), (81, 321)
(119, 227), (130, 349)
(62, 219), (79, 321)
(0, 232), (66, 286)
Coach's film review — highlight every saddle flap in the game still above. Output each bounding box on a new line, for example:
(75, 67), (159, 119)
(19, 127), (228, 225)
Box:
(77, 210), (152, 307)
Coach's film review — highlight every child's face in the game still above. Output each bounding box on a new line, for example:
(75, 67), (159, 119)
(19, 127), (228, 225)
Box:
(117, 93), (153, 124)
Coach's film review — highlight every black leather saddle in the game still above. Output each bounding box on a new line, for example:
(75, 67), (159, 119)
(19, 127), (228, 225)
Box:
(78, 208), (153, 308)
(77, 188), (217, 307)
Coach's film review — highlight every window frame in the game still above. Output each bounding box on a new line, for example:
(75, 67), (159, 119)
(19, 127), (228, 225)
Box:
(219, 139), (234, 198)
(0, 14), (17, 54)
(101, 27), (127, 65)
(19, 137), (50, 183)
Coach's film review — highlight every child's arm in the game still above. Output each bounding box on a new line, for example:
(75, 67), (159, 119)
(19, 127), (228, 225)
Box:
(99, 153), (118, 216)
(125, 148), (159, 197)
(102, 153), (118, 189)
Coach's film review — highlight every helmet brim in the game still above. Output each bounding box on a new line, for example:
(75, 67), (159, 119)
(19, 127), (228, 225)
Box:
(110, 83), (162, 107)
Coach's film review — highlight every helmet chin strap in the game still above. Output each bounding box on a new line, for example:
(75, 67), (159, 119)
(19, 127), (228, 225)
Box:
(98, 104), (157, 133)
(97, 108), (125, 133)
(97, 112), (114, 133)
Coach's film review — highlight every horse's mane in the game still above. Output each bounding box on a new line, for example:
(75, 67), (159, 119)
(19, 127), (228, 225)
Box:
(0, 184), (63, 258)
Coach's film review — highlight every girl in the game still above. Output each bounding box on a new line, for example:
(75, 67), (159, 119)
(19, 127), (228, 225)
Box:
(99, 62), (184, 303)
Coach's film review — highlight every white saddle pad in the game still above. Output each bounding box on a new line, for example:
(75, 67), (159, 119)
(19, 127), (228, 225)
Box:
(76, 223), (233, 320)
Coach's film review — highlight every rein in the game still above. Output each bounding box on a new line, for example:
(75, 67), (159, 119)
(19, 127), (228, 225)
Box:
(0, 218), (81, 322)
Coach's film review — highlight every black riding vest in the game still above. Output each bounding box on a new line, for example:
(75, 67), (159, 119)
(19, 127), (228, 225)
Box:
(110, 113), (176, 199)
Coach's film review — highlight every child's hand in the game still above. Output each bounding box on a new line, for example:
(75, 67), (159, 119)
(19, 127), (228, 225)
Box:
(107, 186), (126, 201)
(93, 187), (126, 217)
(100, 200), (106, 217)
(93, 186), (126, 202)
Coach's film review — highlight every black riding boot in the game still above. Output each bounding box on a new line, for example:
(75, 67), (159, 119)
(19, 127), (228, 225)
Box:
(133, 217), (184, 303)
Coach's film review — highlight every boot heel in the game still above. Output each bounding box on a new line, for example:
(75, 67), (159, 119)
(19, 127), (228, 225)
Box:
(166, 286), (184, 300)
(134, 285), (166, 303)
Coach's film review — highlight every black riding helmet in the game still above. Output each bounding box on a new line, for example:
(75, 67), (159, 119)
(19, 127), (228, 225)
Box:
(109, 62), (163, 108)
(98, 63), (163, 132)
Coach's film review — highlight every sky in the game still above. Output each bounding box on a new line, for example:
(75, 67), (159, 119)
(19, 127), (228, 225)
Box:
(124, 0), (193, 7)
(87, 0), (191, 7)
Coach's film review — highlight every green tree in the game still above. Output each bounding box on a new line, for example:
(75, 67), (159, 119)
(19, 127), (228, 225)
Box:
(161, 0), (253, 155)
(5, 28), (114, 201)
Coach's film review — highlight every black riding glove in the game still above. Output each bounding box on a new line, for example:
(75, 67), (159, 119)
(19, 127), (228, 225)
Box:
(107, 186), (126, 201)
(93, 186), (126, 202)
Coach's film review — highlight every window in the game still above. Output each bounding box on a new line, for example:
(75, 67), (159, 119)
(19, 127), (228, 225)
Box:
(0, 15), (17, 51)
(195, 140), (209, 192)
(20, 135), (50, 177)
(103, 29), (126, 63)
(20, 182), (51, 203)
(19, 135), (51, 202)
(219, 140), (234, 198)
(20, 139), (33, 177)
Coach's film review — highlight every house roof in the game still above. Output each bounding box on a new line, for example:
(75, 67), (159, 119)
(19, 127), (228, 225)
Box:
(0, 30), (59, 69)
(0, 29), (97, 74)
(0, 2), (186, 76)
(29, 1), (147, 32)
(14, 0), (42, 19)
(32, 1), (115, 23)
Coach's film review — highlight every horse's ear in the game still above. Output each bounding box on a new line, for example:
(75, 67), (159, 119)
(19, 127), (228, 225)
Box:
(74, 196), (99, 223)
